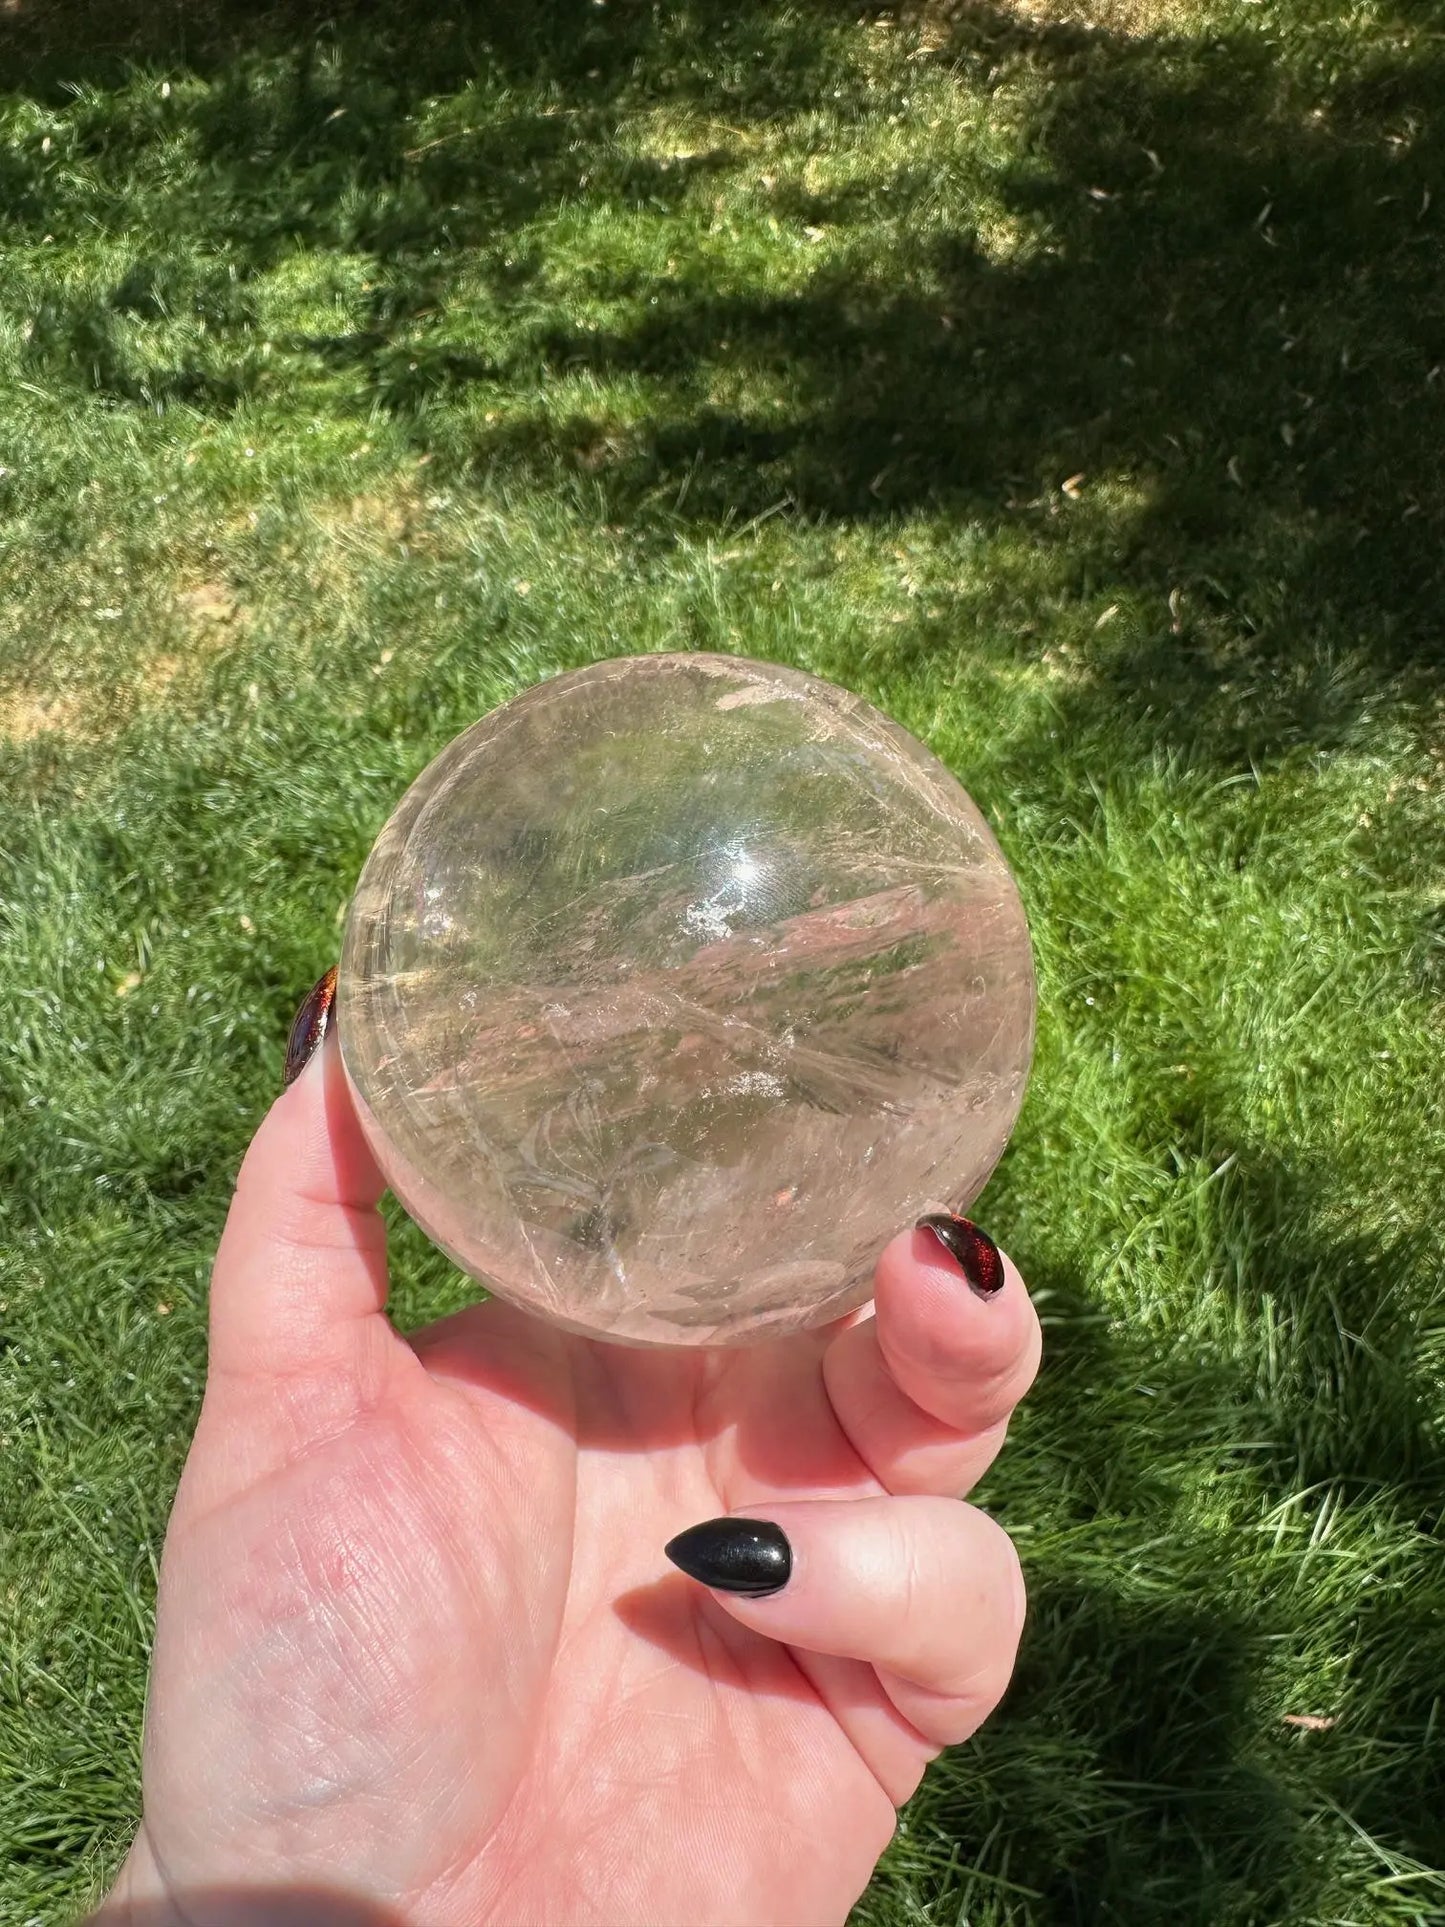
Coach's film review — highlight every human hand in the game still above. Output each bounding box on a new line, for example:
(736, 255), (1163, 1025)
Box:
(100, 975), (1041, 1927)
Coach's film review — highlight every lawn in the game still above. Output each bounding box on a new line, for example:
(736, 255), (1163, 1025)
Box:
(2, 0), (1443, 1919)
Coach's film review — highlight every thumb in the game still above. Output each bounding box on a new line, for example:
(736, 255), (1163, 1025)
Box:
(208, 969), (394, 1386)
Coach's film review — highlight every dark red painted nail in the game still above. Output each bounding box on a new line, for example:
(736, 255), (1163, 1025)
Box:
(284, 966), (338, 1089)
(916, 1213), (1005, 1298)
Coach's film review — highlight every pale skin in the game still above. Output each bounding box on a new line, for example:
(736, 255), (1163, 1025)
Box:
(98, 1025), (1042, 1927)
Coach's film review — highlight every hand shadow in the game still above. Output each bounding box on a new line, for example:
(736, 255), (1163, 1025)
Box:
(89, 1887), (408, 1926)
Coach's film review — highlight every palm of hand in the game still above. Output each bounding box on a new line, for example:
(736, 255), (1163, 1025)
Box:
(147, 1310), (908, 1925)
(122, 1040), (1037, 1927)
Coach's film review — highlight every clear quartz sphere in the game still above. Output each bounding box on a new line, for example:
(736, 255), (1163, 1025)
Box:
(339, 653), (1035, 1346)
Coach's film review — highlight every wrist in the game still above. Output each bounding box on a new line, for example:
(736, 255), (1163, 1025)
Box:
(89, 1825), (188, 1927)
(89, 1825), (411, 1926)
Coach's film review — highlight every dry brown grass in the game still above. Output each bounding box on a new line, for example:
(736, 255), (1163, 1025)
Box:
(174, 581), (240, 627)
(0, 579), (246, 743)
(310, 485), (434, 551)
(907, 0), (1202, 48)
(0, 688), (86, 743)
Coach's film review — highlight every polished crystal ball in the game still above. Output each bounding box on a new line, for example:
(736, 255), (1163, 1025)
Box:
(338, 653), (1035, 1346)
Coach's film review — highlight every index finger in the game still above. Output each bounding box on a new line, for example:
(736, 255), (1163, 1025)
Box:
(209, 971), (393, 1387)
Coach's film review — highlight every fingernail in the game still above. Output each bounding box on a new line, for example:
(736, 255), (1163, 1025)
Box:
(916, 1213), (1006, 1298)
(664, 1517), (792, 1597)
(284, 966), (338, 1089)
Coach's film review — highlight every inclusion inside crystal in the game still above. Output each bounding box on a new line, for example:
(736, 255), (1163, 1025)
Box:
(339, 653), (1035, 1346)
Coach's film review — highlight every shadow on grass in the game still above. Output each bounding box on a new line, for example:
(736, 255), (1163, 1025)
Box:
(1005, 1580), (1307, 1925)
(4, 0), (1443, 777)
(506, 15), (1443, 773)
(1210, 1148), (1441, 1515)
(989, 1127), (1445, 1916)
(1200, 1133), (1445, 1880)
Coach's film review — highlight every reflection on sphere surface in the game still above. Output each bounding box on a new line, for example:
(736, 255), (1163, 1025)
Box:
(340, 653), (1035, 1346)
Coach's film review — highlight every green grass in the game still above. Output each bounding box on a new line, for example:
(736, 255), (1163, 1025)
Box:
(2, 0), (1443, 1918)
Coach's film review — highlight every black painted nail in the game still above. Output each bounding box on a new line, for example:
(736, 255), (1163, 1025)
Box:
(916, 1213), (1006, 1299)
(664, 1517), (792, 1597)
(284, 966), (338, 1089)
